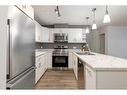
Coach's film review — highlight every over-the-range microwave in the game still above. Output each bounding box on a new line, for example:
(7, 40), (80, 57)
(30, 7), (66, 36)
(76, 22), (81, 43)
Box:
(54, 33), (68, 43)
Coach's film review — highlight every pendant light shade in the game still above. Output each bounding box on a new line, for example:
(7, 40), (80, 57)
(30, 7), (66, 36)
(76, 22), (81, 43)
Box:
(86, 27), (89, 34)
(92, 8), (97, 30)
(85, 17), (90, 34)
(92, 22), (97, 30)
(103, 5), (111, 23)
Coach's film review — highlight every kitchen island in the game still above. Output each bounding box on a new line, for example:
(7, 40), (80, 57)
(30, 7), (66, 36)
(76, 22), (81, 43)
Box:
(73, 51), (127, 89)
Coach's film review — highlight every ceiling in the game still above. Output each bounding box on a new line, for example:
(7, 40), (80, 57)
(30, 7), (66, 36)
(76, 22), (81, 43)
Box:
(33, 5), (127, 28)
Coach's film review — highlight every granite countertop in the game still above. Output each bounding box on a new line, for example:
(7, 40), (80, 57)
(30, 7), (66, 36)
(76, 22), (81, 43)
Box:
(73, 51), (127, 70)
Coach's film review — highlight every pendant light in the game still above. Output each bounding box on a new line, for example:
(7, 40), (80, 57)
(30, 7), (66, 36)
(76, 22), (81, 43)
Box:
(103, 5), (111, 23)
(85, 17), (90, 34)
(92, 8), (97, 30)
(54, 6), (61, 17)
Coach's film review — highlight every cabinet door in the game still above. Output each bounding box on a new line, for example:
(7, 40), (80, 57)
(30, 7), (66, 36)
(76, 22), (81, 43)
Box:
(68, 29), (76, 43)
(75, 29), (82, 42)
(69, 52), (73, 69)
(35, 56), (41, 83)
(35, 22), (42, 42)
(35, 23), (39, 42)
(74, 55), (78, 80)
(44, 53), (48, 71)
(49, 28), (54, 42)
(82, 29), (86, 43)
(85, 65), (96, 89)
(42, 27), (50, 42)
(68, 29), (82, 43)
(41, 54), (45, 74)
(47, 52), (52, 68)
(72, 54), (78, 80)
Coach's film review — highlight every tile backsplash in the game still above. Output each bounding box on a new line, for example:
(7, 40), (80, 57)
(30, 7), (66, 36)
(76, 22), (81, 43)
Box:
(36, 42), (85, 49)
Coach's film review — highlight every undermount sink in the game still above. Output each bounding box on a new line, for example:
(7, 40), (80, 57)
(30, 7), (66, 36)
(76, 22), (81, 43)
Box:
(76, 52), (95, 55)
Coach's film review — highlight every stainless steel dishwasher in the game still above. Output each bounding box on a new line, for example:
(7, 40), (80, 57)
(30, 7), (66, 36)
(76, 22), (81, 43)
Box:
(78, 58), (85, 89)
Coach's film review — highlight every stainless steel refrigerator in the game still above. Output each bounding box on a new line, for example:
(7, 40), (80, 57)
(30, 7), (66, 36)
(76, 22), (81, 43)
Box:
(6, 6), (35, 89)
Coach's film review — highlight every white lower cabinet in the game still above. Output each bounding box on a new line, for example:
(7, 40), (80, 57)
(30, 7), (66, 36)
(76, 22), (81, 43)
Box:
(85, 64), (127, 89)
(35, 53), (48, 84)
(35, 56), (41, 83)
(35, 51), (53, 84)
(47, 52), (52, 69)
(85, 65), (96, 89)
(71, 53), (78, 80)
(69, 52), (73, 69)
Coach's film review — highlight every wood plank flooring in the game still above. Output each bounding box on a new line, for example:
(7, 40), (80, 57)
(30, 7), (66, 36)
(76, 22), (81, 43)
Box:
(35, 69), (84, 89)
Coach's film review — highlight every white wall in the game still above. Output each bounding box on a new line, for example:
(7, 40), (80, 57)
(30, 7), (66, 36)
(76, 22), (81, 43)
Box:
(0, 6), (8, 89)
(99, 26), (127, 59)
(107, 26), (127, 59)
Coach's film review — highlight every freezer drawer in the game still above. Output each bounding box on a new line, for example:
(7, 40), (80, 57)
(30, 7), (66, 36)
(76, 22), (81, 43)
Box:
(7, 68), (35, 89)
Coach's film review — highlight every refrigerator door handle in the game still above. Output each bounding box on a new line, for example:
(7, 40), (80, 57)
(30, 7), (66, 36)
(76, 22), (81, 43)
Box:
(6, 19), (11, 79)
(7, 66), (35, 88)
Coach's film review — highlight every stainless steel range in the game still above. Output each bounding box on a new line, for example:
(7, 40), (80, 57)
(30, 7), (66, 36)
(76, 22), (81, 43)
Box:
(52, 46), (68, 69)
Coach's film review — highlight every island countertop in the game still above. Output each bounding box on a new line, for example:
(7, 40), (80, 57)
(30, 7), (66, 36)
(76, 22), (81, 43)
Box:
(73, 51), (127, 70)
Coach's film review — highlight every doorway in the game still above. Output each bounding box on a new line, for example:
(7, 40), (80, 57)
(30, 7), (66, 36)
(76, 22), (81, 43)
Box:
(99, 34), (105, 54)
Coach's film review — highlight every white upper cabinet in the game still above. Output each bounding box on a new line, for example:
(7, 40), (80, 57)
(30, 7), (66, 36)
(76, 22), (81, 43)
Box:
(35, 22), (54, 43)
(41, 27), (49, 42)
(35, 25), (86, 43)
(51, 28), (86, 43)
(42, 27), (54, 43)
(35, 21), (43, 42)
(82, 29), (87, 42)
(68, 28), (86, 43)
(16, 5), (34, 19)
(49, 28), (54, 42)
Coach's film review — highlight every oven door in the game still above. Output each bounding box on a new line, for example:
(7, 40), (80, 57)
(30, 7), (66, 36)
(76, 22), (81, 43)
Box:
(52, 56), (68, 67)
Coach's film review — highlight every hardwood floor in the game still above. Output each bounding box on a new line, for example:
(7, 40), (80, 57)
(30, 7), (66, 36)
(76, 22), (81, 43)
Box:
(35, 69), (84, 89)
